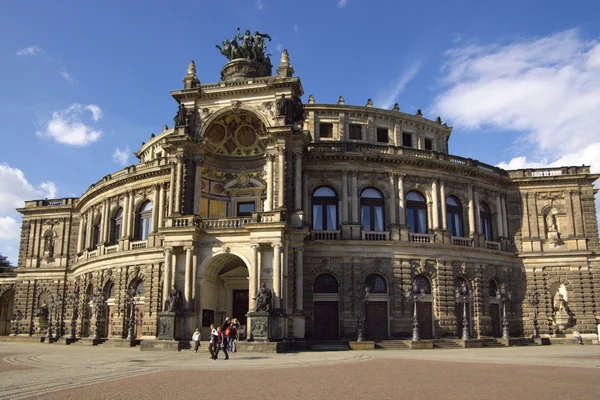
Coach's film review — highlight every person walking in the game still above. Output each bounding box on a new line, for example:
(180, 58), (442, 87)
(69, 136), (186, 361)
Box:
(209, 324), (218, 359)
(229, 318), (240, 353)
(192, 328), (201, 352)
(212, 326), (229, 360)
(221, 317), (231, 355)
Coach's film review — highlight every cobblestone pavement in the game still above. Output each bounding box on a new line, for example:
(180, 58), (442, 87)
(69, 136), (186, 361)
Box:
(1, 342), (599, 399)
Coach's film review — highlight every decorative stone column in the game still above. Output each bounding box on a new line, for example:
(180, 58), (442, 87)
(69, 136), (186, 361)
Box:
(295, 248), (304, 311)
(193, 163), (202, 215)
(277, 147), (285, 209)
(250, 245), (260, 311)
(294, 151), (302, 210)
(175, 158), (183, 214)
(468, 184), (476, 235)
(168, 163), (176, 216)
(273, 243), (282, 310)
(398, 174), (406, 225)
(163, 247), (173, 310)
(77, 215), (84, 253)
(501, 196), (508, 238)
(351, 171), (358, 223)
(564, 191), (575, 237)
(184, 246), (194, 309)
(473, 189), (481, 233)
(158, 184), (165, 228)
(388, 173), (396, 225)
(496, 196), (504, 237)
(432, 179), (439, 230)
(128, 191), (135, 237)
(342, 171), (349, 223)
(122, 194), (129, 238)
(86, 209), (94, 249)
(152, 184), (159, 233)
(440, 180), (447, 230)
(266, 154), (274, 212)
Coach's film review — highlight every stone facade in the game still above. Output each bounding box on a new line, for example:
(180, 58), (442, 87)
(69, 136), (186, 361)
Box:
(0, 47), (599, 344)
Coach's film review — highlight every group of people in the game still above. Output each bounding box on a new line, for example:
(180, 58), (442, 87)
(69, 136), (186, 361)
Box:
(191, 317), (241, 360)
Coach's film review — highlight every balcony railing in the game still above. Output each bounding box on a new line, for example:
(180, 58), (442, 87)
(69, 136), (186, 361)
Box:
(409, 232), (435, 243)
(361, 231), (390, 241)
(451, 236), (472, 247)
(485, 240), (502, 250)
(201, 217), (253, 230)
(311, 230), (341, 240)
(88, 250), (98, 258)
(130, 240), (148, 250)
(105, 244), (119, 254)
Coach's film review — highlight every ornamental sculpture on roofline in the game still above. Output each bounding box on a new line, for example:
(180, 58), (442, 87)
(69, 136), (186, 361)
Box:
(216, 28), (274, 81)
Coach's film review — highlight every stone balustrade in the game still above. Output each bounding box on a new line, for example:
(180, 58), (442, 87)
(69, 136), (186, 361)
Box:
(451, 236), (472, 247)
(361, 231), (390, 241)
(311, 230), (341, 240)
(409, 232), (435, 243)
(130, 240), (148, 250)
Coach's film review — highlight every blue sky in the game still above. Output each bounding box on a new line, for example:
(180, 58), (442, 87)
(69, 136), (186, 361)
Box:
(1, 0), (600, 264)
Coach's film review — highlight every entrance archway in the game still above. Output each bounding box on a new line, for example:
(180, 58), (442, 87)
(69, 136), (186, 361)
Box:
(0, 289), (14, 335)
(312, 273), (339, 340)
(198, 253), (250, 339)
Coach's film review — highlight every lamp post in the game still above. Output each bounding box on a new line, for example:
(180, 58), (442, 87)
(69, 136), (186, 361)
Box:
(357, 286), (370, 342)
(527, 291), (540, 339)
(405, 284), (426, 341)
(68, 291), (80, 339)
(92, 288), (104, 340)
(455, 283), (472, 341)
(497, 286), (511, 340)
(126, 288), (137, 340)
(52, 293), (63, 339)
(47, 296), (54, 339)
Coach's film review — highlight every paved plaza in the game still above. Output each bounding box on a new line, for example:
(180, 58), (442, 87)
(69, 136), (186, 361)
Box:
(0, 342), (599, 399)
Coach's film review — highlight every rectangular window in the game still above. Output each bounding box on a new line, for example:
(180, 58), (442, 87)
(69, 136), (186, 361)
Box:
(376, 128), (389, 143)
(349, 124), (362, 140)
(319, 123), (333, 138)
(424, 138), (433, 150)
(402, 133), (412, 147)
(236, 201), (255, 217)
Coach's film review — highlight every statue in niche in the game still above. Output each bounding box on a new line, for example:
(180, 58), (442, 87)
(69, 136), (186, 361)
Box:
(253, 282), (272, 312)
(546, 213), (558, 232)
(174, 103), (187, 127)
(43, 231), (54, 259)
(36, 301), (49, 318)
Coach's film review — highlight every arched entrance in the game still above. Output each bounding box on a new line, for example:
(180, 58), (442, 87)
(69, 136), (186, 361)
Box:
(489, 280), (501, 338)
(413, 275), (434, 339)
(198, 253), (250, 339)
(312, 273), (339, 340)
(0, 289), (14, 335)
(365, 274), (388, 341)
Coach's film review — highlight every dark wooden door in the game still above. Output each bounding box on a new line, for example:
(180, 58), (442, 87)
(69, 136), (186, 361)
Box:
(490, 303), (501, 338)
(417, 301), (433, 339)
(365, 302), (387, 340)
(313, 302), (339, 340)
(455, 303), (470, 337)
(232, 290), (249, 326)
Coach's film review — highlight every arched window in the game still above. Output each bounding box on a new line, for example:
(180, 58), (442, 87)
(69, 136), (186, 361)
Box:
(406, 191), (428, 233)
(130, 279), (145, 296)
(361, 188), (385, 231)
(413, 275), (432, 294)
(136, 201), (153, 240)
(446, 196), (464, 237)
(489, 280), (499, 298)
(366, 274), (387, 293)
(103, 282), (115, 299)
(312, 187), (337, 231)
(313, 273), (339, 293)
(480, 202), (493, 240)
(455, 277), (468, 298)
(92, 216), (101, 247)
(110, 208), (123, 245)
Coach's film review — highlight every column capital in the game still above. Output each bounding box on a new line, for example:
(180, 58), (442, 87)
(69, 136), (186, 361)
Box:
(266, 153), (276, 162)
(184, 245), (195, 252)
(294, 247), (304, 254)
(164, 246), (174, 255)
(272, 243), (283, 249)
(277, 146), (286, 155)
(251, 244), (260, 250)
(350, 170), (359, 178)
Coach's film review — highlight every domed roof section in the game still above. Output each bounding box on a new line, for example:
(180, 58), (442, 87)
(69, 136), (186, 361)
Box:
(204, 111), (265, 157)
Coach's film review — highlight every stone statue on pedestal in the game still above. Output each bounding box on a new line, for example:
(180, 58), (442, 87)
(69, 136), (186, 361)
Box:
(253, 282), (272, 312)
(164, 286), (183, 313)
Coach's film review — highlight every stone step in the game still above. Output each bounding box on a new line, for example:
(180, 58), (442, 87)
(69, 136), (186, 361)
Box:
(374, 340), (410, 350)
(308, 341), (350, 351)
(433, 339), (462, 349)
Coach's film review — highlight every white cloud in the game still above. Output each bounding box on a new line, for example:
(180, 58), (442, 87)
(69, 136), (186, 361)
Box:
(256, 0), (264, 10)
(112, 146), (130, 166)
(36, 103), (103, 146)
(338, 0), (348, 8)
(61, 70), (74, 83)
(0, 164), (58, 214)
(433, 29), (600, 234)
(0, 217), (19, 240)
(433, 29), (600, 156)
(294, 24), (299, 33)
(375, 62), (422, 109)
(0, 164), (58, 265)
(16, 45), (42, 56)
(276, 44), (284, 52)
